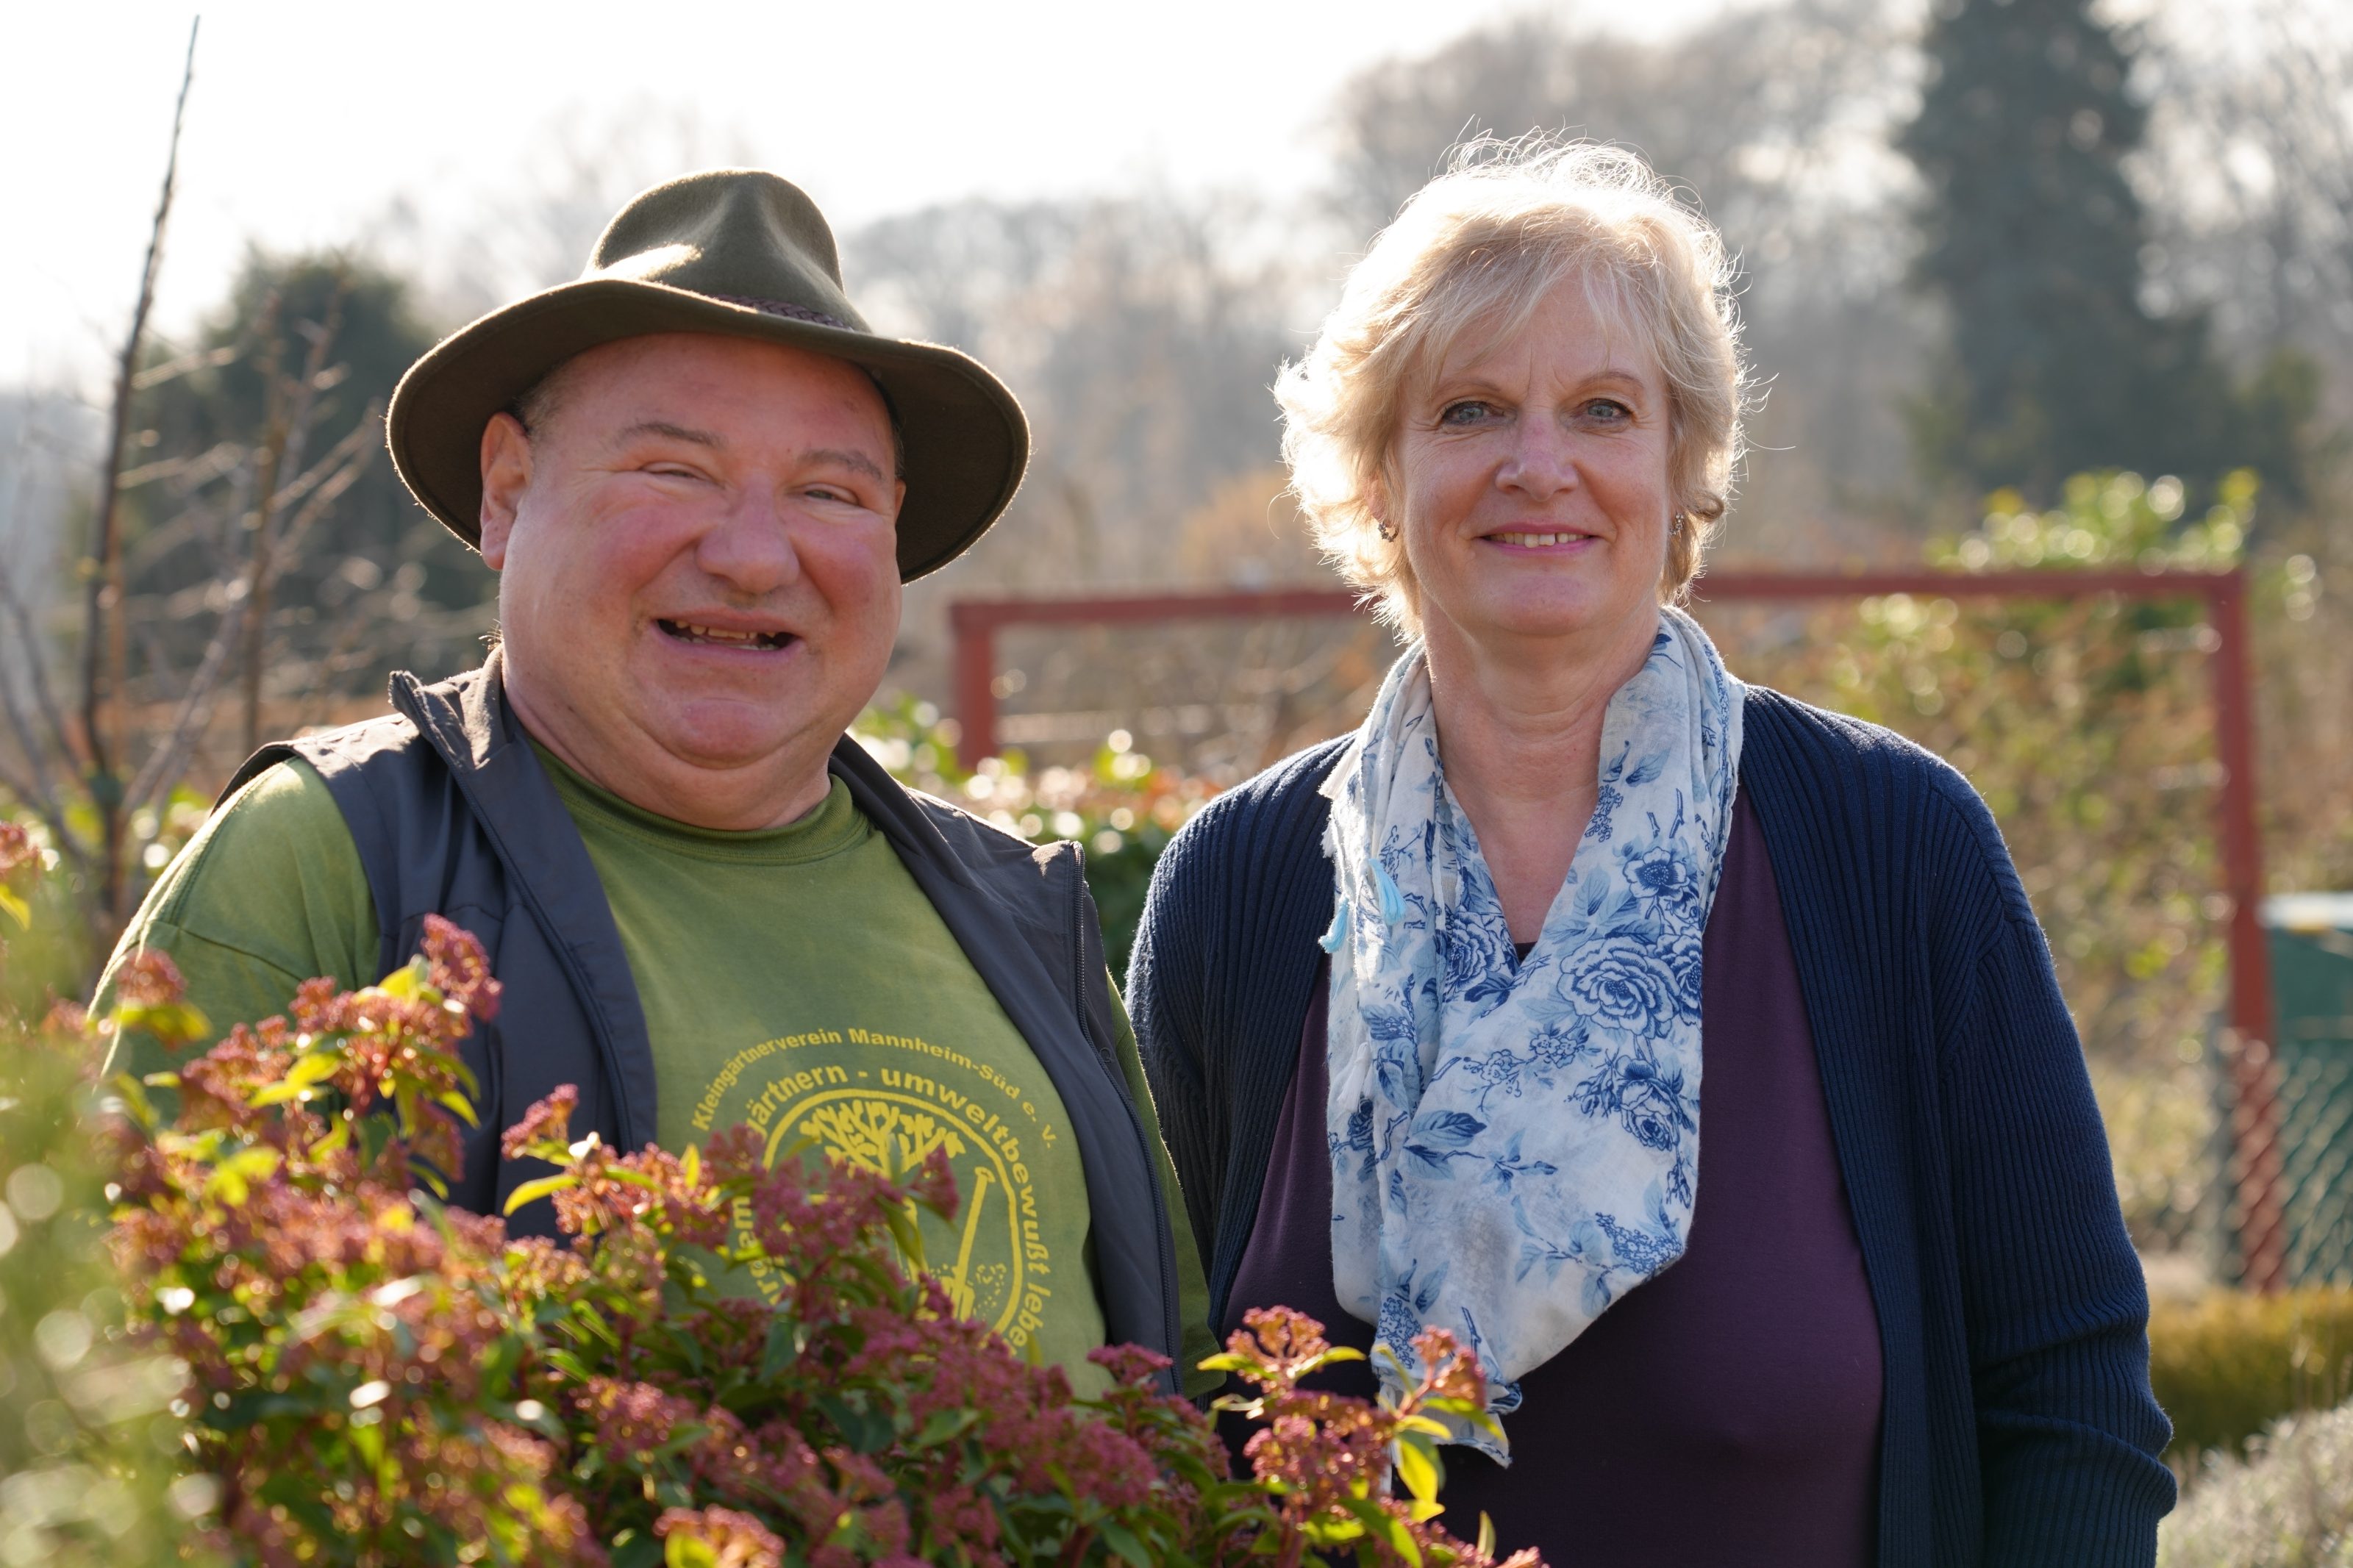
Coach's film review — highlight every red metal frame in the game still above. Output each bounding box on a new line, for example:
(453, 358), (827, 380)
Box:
(948, 570), (2283, 1289)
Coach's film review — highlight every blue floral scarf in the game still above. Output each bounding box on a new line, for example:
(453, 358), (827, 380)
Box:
(1317, 607), (1744, 1457)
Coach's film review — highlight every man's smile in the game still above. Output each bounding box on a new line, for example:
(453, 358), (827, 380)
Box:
(654, 617), (796, 651)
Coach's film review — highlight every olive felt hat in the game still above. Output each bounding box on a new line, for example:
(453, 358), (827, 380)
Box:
(385, 169), (1028, 582)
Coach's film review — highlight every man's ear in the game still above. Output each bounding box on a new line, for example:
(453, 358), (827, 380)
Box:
(478, 412), (533, 570)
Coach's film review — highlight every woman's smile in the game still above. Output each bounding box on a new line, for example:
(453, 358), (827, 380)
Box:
(1481, 527), (1602, 551)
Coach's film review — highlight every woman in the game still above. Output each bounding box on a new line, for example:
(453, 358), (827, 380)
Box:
(1127, 143), (2172, 1567)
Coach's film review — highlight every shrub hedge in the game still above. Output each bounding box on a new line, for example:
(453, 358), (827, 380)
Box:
(2157, 1396), (2353, 1567)
(2149, 1286), (2353, 1460)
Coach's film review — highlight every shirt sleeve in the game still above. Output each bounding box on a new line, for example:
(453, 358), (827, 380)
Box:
(1105, 975), (1224, 1400)
(94, 759), (381, 1083)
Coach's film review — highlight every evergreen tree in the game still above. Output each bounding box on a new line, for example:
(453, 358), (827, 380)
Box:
(1899, 0), (2226, 498)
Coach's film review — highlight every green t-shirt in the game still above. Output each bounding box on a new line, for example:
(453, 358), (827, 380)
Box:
(96, 754), (1216, 1394)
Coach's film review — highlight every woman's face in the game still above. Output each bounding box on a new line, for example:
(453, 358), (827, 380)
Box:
(1386, 279), (1675, 663)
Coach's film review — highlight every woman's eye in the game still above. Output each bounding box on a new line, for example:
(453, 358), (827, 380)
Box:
(1580, 399), (1633, 423)
(1439, 400), (1500, 426)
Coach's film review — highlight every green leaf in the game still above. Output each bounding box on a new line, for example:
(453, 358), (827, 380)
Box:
(502, 1173), (579, 1216)
(760, 1317), (799, 1382)
(571, 1302), (620, 1347)
(913, 1408), (979, 1448)
(882, 1200), (927, 1272)
(1393, 1433), (1441, 1506)
(435, 1089), (479, 1126)
(665, 1533), (718, 1568)
(0, 884), (29, 928)
(1300, 1518), (1363, 1548)
(1099, 1521), (1154, 1568)
(251, 1049), (344, 1106)
(1343, 1497), (1421, 1568)
(350, 1419), (385, 1470)
(356, 1114), (393, 1170)
(816, 1392), (893, 1454)
(110, 1073), (159, 1127)
(309, 1117), (351, 1161)
(115, 1000), (210, 1045)
(1477, 1512), (1496, 1560)
(204, 1145), (283, 1206)
(610, 1531), (662, 1568)
(379, 959), (429, 1000)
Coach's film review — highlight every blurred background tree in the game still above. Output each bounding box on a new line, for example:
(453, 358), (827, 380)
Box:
(1901, 0), (2227, 495)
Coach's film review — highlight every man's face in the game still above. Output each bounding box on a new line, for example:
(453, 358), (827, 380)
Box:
(477, 333), (905, 826)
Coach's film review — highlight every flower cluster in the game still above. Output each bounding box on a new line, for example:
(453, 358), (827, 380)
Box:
(109, 915), (585, 1565)
(1209, 1308), (1541, 1568)
(99, 917), (1546, 1568)
(853, 697), (1213, 856)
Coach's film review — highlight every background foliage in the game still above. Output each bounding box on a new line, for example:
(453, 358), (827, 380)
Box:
(2147, 1286), (2353, 1463)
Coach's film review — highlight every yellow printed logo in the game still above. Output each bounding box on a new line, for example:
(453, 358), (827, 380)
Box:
(701, 1031), (1061, 1352)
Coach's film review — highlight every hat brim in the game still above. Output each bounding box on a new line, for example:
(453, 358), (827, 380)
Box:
(385, 277), (1029, 582)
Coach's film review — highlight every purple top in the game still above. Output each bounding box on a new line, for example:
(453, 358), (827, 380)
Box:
(1219, 795), (1883, 1567)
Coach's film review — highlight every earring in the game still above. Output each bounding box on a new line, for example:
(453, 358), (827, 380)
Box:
(1671, 513), (1686, 535)
(1377, 521), (1398, 542)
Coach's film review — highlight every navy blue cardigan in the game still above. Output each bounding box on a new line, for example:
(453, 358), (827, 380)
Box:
(1128, 686), (2173, 1565)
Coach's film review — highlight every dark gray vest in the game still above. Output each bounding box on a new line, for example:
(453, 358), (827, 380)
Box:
(226, 654), (1182, 1383)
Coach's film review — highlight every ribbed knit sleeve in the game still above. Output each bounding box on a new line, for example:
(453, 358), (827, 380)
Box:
(1127, 740), (1346, 1326)
(1127, 806), (1224, 1275)
(1920, 787), (2176, 1563)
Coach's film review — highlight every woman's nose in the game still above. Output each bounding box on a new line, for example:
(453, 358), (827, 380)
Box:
(1496, 417), (1580, 498)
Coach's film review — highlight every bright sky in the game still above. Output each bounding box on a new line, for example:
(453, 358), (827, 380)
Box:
(3, 0), (1740, 390)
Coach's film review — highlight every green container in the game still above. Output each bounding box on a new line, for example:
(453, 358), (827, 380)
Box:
(2264, 895), (2353, 1288)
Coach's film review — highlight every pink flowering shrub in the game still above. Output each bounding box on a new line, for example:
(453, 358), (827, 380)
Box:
(105, 916), (1541, 1568)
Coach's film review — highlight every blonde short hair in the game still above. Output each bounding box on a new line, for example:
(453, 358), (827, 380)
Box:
(1276, 140), (1748, 632)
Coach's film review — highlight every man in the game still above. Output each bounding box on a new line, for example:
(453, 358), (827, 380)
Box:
(96, 170), (1214, 1396)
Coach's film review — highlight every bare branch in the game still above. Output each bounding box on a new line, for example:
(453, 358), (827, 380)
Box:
(116, 437), (245, 498)
(262, 415), (380, 583)
(122, 393), (376, 826)
(121, 581), (249, 825)
(232, 283), (352, 756)
(129, 342), (238, 394)
(0, 551), (77, 776)
(79, 15), (198, 930)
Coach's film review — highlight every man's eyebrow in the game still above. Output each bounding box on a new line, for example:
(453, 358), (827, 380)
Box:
(610, 425), (885, 482)
(803, 447), (888, 483)
(615, 420), (725, 448)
